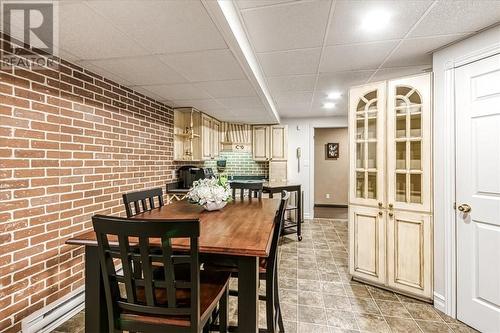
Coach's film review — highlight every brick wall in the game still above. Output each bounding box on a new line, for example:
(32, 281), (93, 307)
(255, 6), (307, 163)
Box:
(0, 34), (187, 332)
(203, 151), (268, 177)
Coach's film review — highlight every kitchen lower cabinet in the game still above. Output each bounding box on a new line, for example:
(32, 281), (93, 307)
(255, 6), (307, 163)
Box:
(387, 211), (432, 299)
(349, 205), (385, 285)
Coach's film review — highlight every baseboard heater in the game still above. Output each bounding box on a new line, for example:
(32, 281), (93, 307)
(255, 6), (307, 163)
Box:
(22, 287), (85, 333)
(21, 266), (125, 333)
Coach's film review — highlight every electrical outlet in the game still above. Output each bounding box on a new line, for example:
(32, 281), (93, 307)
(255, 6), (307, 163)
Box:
(326, 194), (330, 199)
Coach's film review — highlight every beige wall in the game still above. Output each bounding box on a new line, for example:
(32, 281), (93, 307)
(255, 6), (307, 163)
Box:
(314, 127), (349, 205)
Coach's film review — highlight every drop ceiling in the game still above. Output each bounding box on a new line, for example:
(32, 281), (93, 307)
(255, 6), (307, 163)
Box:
(44, 1), (500, 121)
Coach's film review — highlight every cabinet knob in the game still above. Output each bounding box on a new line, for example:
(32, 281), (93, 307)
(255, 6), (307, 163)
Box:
(388, 203), (393, 209)
(378, 211), (383, 216)
(378, 202), (383, 207)
(388, 212), (394, 217)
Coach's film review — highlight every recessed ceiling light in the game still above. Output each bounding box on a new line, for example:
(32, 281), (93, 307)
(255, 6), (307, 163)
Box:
(360, 9), (391, 32)
(327, 91), (342, 100)
(323, 102), (336, 109)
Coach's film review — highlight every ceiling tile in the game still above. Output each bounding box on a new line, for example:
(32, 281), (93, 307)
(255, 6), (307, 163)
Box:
(274, 92), (313, 108)
(409, 1), (500, 38)
(160, 49), (246, 82)
(141, 83), (211, 101)
(216, 96), (264, 109)
(326, 0), (432, 45)
(237, 0), (299, 10)
(241, 0), (332, 52)
(368, 66), (431, 82)
(267, 75), (317, 93)
(171, 99), (224, 111)
(320, 40), (398, 72)
(316, 70), (375, 93)
(258, 48), (321, 76)
(193, 80), (257, 98)
(85, 0), (227, 54)
(80, 56), (187, 86)
(383, 34), (467, 68)
(59, 2), (148, 60)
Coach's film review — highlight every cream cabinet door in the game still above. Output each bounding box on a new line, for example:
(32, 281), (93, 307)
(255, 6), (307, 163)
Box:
(211, 119), (220, 158)
(270, 125), (287, 161)
(201, 114), (212, 160)
(252, 125), (269, 161)
(269, 160), (287, 182)
(349, 82), (386, 207)
(349, 205), (385, 284)
(387, 73), (432, 212)
(387, 211), (432, 299)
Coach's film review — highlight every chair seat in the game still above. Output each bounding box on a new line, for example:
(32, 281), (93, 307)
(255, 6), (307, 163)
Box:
(120, 271), (230, 329)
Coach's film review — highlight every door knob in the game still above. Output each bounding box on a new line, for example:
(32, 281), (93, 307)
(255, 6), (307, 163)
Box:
(457, 204), (471, 213)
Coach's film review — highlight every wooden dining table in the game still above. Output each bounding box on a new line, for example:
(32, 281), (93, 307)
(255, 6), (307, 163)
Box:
(66, 198), (280, 333)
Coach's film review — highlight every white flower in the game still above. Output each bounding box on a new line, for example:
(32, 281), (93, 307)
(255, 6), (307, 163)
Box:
(187, 177), (231, 206)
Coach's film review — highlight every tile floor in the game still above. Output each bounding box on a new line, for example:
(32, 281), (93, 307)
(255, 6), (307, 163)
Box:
(52, 217), (478, 333)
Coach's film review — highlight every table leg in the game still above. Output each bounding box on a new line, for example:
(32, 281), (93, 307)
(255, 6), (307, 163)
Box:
(85, 246), (108, 333)
(297, 188), (302, 241)
(237, 256), (259, 333)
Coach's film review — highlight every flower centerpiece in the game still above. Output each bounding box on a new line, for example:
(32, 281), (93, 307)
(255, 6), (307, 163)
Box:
(187, 176), (232, 211)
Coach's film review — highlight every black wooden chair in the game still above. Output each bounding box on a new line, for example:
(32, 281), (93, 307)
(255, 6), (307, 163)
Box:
(92, 215), (230, 333)
(230, 181), (263, 200)
(208, 191), (289, 332)
(122, 188), (164, 217)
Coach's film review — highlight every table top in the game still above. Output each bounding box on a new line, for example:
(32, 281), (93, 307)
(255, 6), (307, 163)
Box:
(66, 198), (280, 258)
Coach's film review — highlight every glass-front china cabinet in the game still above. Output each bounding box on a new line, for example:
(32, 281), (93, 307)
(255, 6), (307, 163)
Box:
(349, 73), (433, 300)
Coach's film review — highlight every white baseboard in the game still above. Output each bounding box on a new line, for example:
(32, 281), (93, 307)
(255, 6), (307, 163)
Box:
(433, 292), (446, 313)
(22, 287), (85, 333)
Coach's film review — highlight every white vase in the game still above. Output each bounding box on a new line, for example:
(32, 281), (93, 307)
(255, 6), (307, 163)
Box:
(202, 201), (227, 211)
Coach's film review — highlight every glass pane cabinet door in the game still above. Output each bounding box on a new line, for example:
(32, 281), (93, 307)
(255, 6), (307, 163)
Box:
(349, 83), (385, 205)
(387, 74), (431, 212)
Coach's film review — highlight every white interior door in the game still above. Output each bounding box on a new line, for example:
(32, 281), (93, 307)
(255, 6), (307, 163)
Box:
(456, 53), (500, 332)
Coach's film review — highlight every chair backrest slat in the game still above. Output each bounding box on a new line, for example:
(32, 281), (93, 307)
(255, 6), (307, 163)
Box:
(161, 236), (177, 307)
(122, 187), (164, 217)
(139, 236), (155, 306)
(118, 234), (136, 303)
(92, 215), (200, 332)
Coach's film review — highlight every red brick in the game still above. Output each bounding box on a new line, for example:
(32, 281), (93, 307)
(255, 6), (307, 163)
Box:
(13, 188), (45, 198)
(0, 137), (29, 148)
(14, 149), (45, 158)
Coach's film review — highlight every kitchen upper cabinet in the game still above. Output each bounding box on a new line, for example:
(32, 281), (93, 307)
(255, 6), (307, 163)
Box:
(201, 114), (212, 160)
(201, 114), (220, 160)
(252, 125), (288, 161)
(348, 73), (433, 301)
(173, 107), (202, 161)
(270, 125), (287, 161)
(252, 125), (270, 161)
(349, 205), (386, 285)
(173, 108), (220, 161)
(211, 119), (221, 158)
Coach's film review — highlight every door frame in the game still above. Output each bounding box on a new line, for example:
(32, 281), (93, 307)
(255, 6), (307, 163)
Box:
(310, 125), (348, 218)
(436, 41), (500, 317)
